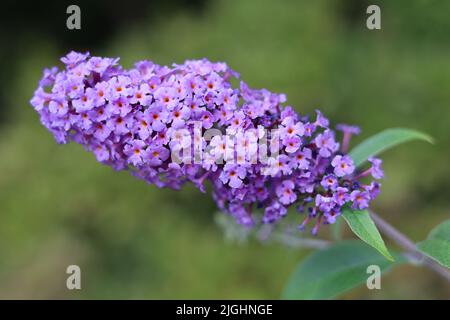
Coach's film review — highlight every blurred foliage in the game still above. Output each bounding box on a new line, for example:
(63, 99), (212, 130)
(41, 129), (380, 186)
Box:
(0, 0), (206, 122)
(0, 0), (449, 299)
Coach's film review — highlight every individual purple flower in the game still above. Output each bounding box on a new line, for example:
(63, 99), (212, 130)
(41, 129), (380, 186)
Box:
(314, 109), (329, 128)
(280, 106), (298, 121)
(292, 148), (311, 170)
(169, 105), (190, 129)
(61, 51), (89, 68)
(368, 156), (384, 179)
(39, 67), (58, 87)
(124, 140), (147, 166)
(228, 111), (246, 135)
(276, 180), (297, 205)
(30, 87), (51, 111)
(214, 107), (233, 126)
(281, 117), (305, 137)
(276, 154), (293, 175)
(336, 124), (361, 135)
(153, 129), (170, 146)
(229, 203), (254, 227)
(315, 194), (335, 213)
(146, 104), (168, 132)
(109, 75), (131, 99)
(283, 135), (301, 153)
(350, 190), (371, 210)
(324, 210), (341, 224)
(200, 111), (215, 129)
(70, 63), (91, 80)
(218, 90), (238, 111)
(88, 56), (116, 75)
(106, 116), (132, 136)
(365, 182), (381, 199)
(145, 146), (170, 166)
(154, 87), (178, 110)
(205, 73), (222, 92)
(48, 99), (69, 115)
(72, 93), (94, 113)
(315, 130), (339, 158)
(331, 155), (355, 177)
(220, 164), (247, 188)
(64, 78), (84, 99)
(321, 174), (338, 191)
(134, 111), (153, 140)
(93, 123), (112, 142)
(107, 97), (132, 117)
(93, 144), (110, 162)
(334, 187), (350, 206)
(303, 122), (316, 137)
(168, 127), (191, 149)
(147, 76), (161, 93)
(263, 201), (287, 224)
(208, 135), (227, 160)
(70, 112), (92, 131)
(129, 83), (151, 105)
(93, 81), (109, 106)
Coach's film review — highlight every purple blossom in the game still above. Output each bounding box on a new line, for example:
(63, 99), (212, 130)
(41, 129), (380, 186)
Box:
(200, 111), (215, 129)
(61, 51), (89, 68)
(336, 124), (361, 135)
(93, 122), (112, 142)
(228, 111), (246, 135)
(124, 140), (146, 166)
(315, 194), (335, 213)
(220, 164), (246, 188)
(145, 146), (170, 166)
(321, 174), (338, 191)
(350, 190), (371, 210)
(154, 87), (178, 110)
(283, 135), (301, 153)
(276, 180), (297, 205)
(30, 51), (384, 235)
(130, 83), (151, 105)
(315, 110), (329, 128)
(146, 105), (168, 131)
(331, 155), (355, 177)
(334, 187), (350, 206)
(135, 111), (153, 140)
(315, 130), (339, 158)
(292, 148), (311, 170)
(93, 81), (109, 107)
(368, 156), (384, 179)
(263, 201), (287, 224)
(324, 210), (340, 224)
(48, 99), (69, 115)
(93, 144), (110, 162)
(281, 117), (304, 137)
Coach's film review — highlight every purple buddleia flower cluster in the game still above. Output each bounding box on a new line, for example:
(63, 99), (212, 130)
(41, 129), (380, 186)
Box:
(30, 51), (383, 234)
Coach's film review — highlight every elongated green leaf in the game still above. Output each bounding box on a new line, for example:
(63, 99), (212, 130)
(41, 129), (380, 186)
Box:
(349, 128), (433, 167)
(342, 209), (394, 261)
(282, 241), (398, 300)
(417, 220), (450, 268)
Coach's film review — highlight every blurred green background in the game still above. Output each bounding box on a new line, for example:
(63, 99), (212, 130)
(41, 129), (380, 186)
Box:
(0, 0), (449, 299)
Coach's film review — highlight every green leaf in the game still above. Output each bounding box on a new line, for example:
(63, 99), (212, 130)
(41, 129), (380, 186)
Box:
(342, 209), (394, 261)
(282, 241), (398, 300)
(349, 128), (433, 168)
(417, 220), (450, 269)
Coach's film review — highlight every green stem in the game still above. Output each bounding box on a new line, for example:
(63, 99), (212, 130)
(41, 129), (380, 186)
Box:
(370, 210), (450, 283)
